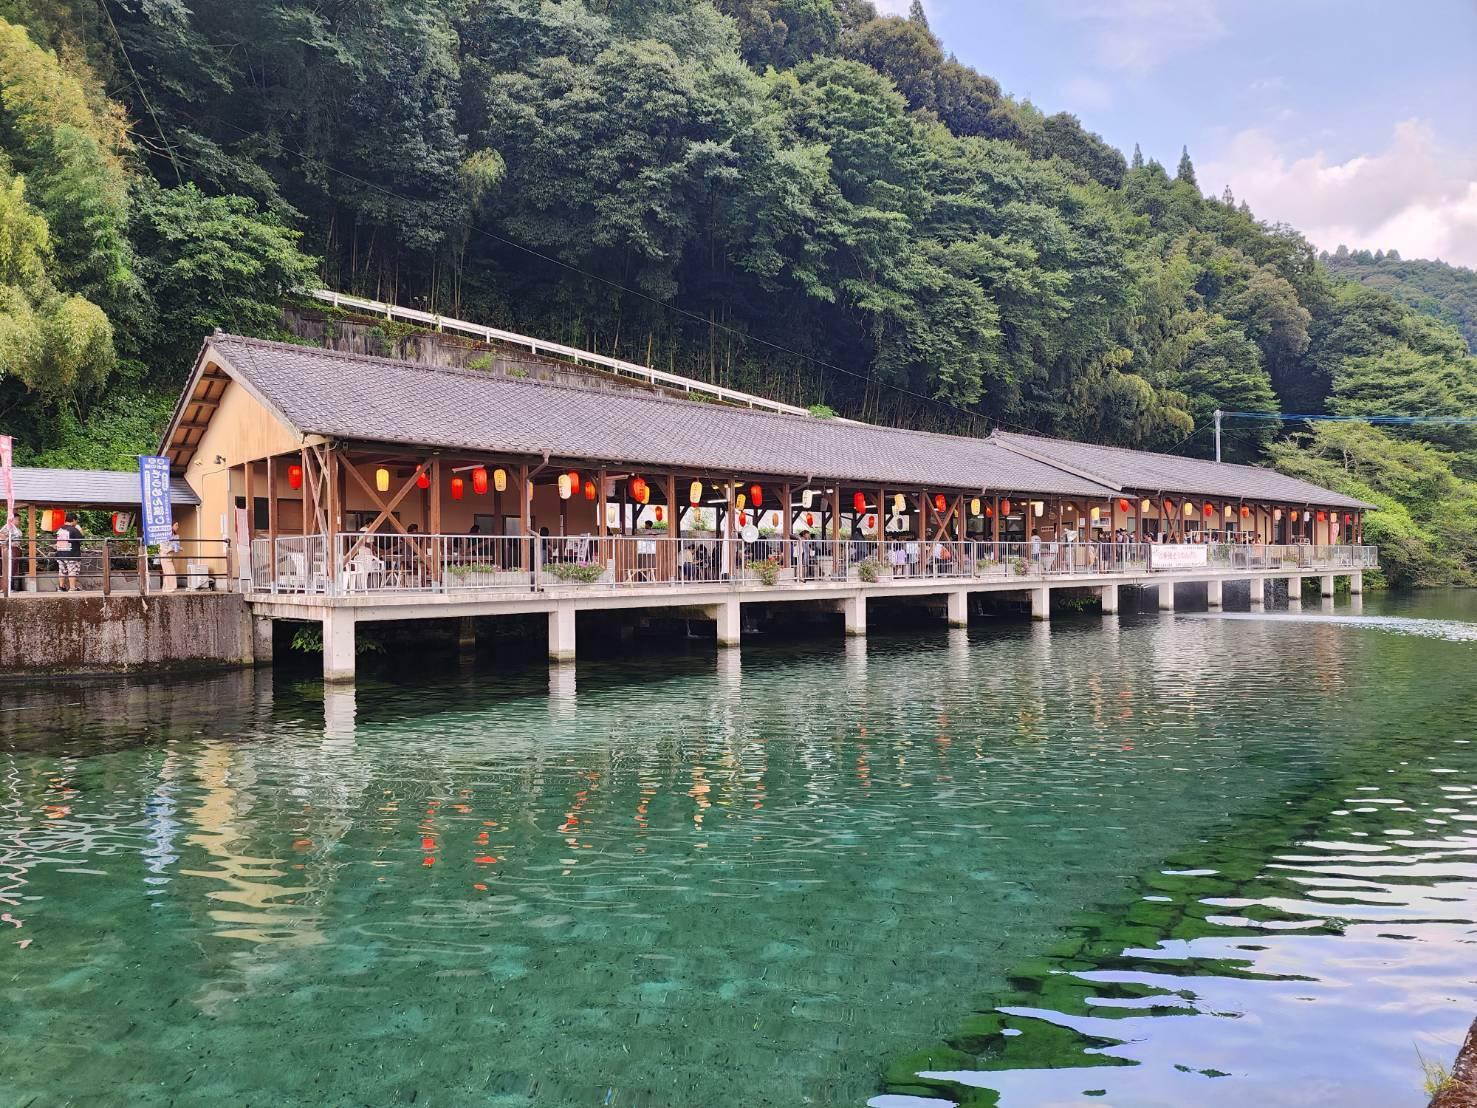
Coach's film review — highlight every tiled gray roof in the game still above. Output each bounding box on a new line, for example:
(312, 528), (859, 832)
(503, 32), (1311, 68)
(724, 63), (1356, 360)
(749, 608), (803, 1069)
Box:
(201, 335), (1121, 497)
(990, 431), (1374, 510)
(8, 467), (200, 507)
(194, 335), (1367, 509)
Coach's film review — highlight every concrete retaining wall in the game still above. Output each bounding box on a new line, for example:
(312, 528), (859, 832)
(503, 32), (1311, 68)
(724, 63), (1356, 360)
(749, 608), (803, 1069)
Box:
(0, 593), (258, 676)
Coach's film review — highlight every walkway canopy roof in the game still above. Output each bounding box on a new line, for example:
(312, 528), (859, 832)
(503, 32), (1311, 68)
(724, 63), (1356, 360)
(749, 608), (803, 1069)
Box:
(990, 431), (1374, 510)
(8, 467), (200, 509)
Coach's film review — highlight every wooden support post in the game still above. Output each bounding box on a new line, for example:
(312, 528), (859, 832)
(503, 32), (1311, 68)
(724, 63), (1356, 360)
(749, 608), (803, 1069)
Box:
(597, 467), (608, 561)
(519, 463), (530, 570)
(101, 540), (111, 597)
(266, 455), (278, 576)
(781, 482), (792, 567)
(325, 449), (341, 582)
(244, 459), (257, 542)
(429, 457), (442, 586)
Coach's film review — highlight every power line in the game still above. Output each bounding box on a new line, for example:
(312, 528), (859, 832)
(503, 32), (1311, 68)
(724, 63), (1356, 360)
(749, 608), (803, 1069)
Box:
(1223, 411), (1477, 425)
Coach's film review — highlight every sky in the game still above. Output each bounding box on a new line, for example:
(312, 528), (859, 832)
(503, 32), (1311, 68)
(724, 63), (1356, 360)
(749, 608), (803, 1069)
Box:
(883, 0), (1477, 268)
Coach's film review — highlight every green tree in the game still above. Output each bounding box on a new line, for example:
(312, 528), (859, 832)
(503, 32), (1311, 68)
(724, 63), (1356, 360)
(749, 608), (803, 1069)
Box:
(1176, 145), (1197, 188)
(127, 180), (317, 376)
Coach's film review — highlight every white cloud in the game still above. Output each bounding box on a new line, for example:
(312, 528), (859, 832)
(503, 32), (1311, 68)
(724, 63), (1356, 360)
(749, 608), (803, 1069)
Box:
(1201, 119), (1477, 267)
(872, 0), (914, 14)
(1048, 0), (1225, 73)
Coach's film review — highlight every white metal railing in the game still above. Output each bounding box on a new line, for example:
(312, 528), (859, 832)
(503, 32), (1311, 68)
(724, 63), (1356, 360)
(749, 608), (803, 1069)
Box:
(247, 536), (1378, 597)
(311, 290), (831, 418)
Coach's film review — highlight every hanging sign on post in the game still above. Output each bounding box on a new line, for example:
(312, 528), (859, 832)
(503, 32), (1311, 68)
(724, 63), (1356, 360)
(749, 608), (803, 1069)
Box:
(138, 455), (173, 547)
(1, 434), (13, 525)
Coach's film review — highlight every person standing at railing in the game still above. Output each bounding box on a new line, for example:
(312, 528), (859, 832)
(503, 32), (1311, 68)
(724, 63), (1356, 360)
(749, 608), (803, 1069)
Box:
(55, 513), (84, 593)
(1029, 529), (1042, 570)
(160, 521), (182, 592)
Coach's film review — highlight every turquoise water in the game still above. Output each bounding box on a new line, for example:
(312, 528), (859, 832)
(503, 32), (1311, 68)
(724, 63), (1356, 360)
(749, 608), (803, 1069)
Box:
(2, 591), (1474, 1106)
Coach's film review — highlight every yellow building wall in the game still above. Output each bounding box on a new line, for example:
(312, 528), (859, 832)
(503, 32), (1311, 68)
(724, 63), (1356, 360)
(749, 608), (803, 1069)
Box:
(183, 379), (301, 543)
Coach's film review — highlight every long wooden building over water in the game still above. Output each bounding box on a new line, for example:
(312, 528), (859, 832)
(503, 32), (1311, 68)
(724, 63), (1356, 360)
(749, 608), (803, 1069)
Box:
(159, 331), (1376, 680)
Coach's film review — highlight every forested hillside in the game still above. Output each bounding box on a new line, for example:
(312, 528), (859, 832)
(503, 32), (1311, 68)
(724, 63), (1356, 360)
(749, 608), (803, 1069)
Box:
(2, 0), (1476, 584)
(1322, 247), (1477, 354)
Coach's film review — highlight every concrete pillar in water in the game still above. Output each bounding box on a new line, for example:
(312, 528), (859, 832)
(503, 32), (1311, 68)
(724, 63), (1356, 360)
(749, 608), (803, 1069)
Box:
(1158, 581), (1175, 612)
(1099, 584), (1119, 614)
(1206, 579), (1223, 609)
(458, 616), (477, 653)
(946, 589), (969, 628)
(1286, 577), (1302, 610)
(1249, 578), (1265, 608)
(323, 608), (357, 683)
(548, 603), (577, 663)
(1320, 574), (1335, 597)
(252, 616), (274, 665)
(709, 598), (742, 647)
(1030, 586), (1050, 621)
(1349, 571), (1363, 595)
(837, 594), (867, 637)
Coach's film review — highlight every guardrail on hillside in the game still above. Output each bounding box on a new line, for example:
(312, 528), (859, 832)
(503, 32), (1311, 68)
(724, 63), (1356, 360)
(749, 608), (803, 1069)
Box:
(310, 290), (824, 417)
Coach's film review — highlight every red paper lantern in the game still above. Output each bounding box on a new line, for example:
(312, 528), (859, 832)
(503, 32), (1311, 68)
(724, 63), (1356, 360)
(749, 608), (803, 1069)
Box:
(1000, 498), (1011, 516)
(584, 480), (596, 501)
(865, 513), (875, 528)
(1163, 499), (1174, 514)
(1118, 498), (1130, 513)
(805, 512), (815, 527)
(1345, 513), (1353, 523)
(1317, 510), (1327, 522)
(985, 506), (994, 518)
(451, 476), (465, 501)
(749, 483), (763, 507)
(287, 464), (303, 490)
(738, 511), (748, 527)
(933, 494), (946, 512)
(417, 470), (430, 490)
(111, 512), (128, 535)
(853, 491), (867, 514)
(629, 476), (649, 503)
(655, 506), (664, 523)
(1240, 505), (1251, 518)
(472, 467), (489, 495)
(1203, 502), (1214, 517)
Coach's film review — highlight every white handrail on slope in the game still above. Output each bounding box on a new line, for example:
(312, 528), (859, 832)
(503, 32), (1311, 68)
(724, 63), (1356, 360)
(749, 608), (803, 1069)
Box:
(310, 289), (819, 418)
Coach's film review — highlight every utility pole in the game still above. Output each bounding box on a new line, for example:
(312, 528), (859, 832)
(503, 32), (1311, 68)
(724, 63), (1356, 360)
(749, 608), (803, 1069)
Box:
(1214, 408), (1222, 463)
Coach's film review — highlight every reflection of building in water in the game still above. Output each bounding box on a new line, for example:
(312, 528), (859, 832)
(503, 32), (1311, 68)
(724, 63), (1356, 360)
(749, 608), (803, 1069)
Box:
(181, 741), (323, 949)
